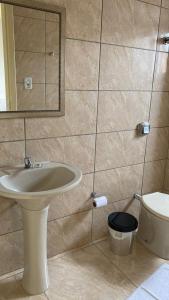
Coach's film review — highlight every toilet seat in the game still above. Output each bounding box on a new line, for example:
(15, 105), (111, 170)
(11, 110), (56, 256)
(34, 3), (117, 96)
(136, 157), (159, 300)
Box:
(142, 192), (169, 221)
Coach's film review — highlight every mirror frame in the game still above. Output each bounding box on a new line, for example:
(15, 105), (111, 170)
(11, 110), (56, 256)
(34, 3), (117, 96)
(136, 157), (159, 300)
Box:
(0, 0), (65, 118)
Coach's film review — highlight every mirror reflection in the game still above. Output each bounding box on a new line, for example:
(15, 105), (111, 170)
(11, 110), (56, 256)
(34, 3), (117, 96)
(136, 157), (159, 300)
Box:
(0, 3), (61, 112)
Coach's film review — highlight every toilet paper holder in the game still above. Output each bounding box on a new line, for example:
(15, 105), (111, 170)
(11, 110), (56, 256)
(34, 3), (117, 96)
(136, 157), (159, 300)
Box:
(90, 192), (108, 208)
(91, 192), (100, 198)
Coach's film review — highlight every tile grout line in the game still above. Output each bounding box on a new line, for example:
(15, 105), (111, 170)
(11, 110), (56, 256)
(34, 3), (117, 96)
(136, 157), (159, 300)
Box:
(140, 4), (162, 195)
(91, 0), (104, 242)
(1, 124), (169, 144)
(94, 242), (138, 288)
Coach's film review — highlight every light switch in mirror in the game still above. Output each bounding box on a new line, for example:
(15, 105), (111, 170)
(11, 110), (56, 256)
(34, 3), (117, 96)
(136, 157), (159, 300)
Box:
(0, 0), (65, 118)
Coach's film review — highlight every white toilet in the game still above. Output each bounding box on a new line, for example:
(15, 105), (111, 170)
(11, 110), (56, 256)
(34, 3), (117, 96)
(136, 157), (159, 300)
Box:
(138, 192), (169, 259)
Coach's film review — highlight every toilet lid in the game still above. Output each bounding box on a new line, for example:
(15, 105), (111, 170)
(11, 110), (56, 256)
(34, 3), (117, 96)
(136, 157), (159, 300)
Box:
(142, 192), (169, 220)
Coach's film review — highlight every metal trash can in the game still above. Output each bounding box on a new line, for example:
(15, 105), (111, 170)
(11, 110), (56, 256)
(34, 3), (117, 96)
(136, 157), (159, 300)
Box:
(108, 212), (138, 256)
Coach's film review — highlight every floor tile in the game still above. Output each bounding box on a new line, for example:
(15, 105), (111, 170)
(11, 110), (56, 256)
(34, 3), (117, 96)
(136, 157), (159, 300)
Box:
(0, 275), (47, 299)
(46, 244), (135, 300)
(96, 239), (166, 287)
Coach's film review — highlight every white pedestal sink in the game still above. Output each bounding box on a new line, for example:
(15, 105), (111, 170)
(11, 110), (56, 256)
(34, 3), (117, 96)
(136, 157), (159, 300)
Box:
(0, 162), (82, 295)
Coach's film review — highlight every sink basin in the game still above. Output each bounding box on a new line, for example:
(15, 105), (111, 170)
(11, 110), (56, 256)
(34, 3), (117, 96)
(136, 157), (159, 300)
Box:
(0, 161), (82, 295)
(0, 162), (82, 210)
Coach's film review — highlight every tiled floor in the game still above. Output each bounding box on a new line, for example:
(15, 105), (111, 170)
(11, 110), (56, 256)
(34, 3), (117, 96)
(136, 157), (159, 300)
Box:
(0, 238), (167, 300)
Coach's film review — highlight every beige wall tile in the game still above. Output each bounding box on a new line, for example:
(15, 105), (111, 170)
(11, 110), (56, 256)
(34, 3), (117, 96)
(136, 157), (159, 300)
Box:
(102, 0), (160, 50)
(48, 173), (93, 220)
(0, 198), (22, 235)
(150, 92), (169, 127)
(0, 119), (24, 142)
(164, 160), (169, 191)
(43, 0), (102, 42)
(65, 0), (102, 41)
(26, 135), (95, 174)
(46, 56), (59, 85)
(162, 0), (169, 8)
(17, 84), (45, 111)
(92, 198), (140, 240)
(145, 127), (169, 161)
(15, 51), (45, 84)
(158, 8), (169, 52)
(95, 131), (146, 171)
(142, 160), (166, 194)
(45, 85), (59, 110)
(65, 39), (100, 90)
(13, 5), (45, 19)
(0, 141), (25, 166)
(14, 16), (45, 52)
(45, 22), (60, 85)
(0, 231), (23, 276)
(100, 44), (155, 90)
(153, 51), (169, 91)
(45, 21), (59, 53)
(45, 12), (60, 22)
(94, 164), (143, 203)
(140, 0), (161, 5)
(26, 91), (97, 138)
(47, 210), (92, 257)
(97, 91), (150, 132)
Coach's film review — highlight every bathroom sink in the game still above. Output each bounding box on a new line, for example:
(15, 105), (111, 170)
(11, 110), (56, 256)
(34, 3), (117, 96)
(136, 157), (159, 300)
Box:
(0, 162), (82, 210)
(0, 161), (82, 295)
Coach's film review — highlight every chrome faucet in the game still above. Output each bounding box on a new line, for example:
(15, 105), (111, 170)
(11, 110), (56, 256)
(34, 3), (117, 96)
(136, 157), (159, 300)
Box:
(24, 156), (32, 169)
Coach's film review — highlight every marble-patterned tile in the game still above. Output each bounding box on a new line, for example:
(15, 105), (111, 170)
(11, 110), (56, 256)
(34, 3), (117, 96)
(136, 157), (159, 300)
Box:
(26, 91), (97, 138)
(92, 198), (140, 241)
(0, 230), (23, 276)
(97, 91), (151, 132)
(0, 198), (22, 235)
(13, 5), (45, 19)
(45, 12), (60, 22)
(102, 0), (160, 50)
(47, 211), (92, 257)
(45, 21), (59, 53)
(100, 44), (155, 90)
(46, 0), (102, 42)
(45, 22), (59, 85)
(150, 92), (169, 127)
(95, 131), (146, 171)
(164, 160), (169, 191)
(153, 51), (169, 91)
(142, 159), (166, 194)
(139, 0), (161, 5)
(96, 239), (165, 287)
(94, 164), (143, 203)
(145, 127), (169, 161)
(26, 135), (95, 174)
(46, 245), (135, 299)
(14, 16), (45, 52)
(45, 85), (59, 110)
(48, 173), (93, 220)
(162, 0), (169, 8)
(158, 8), (169, 52)
(0, 141), (25, 166)
(0, 119), (24, 142)
(45, 55), (59, 85)
(17, 84), (45, 111)
(65, 0), (102, 41)
(0, 275), (47, 299)
(15, 52), (45, 84)
(65, 39), (100, 90)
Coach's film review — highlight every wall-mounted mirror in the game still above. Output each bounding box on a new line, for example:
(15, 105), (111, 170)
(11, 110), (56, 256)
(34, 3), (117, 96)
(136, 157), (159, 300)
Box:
(0, 0), (65, 118)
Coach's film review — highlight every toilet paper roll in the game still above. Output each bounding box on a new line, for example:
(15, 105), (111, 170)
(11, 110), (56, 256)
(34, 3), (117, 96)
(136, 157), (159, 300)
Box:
(93, 196), (108, 208)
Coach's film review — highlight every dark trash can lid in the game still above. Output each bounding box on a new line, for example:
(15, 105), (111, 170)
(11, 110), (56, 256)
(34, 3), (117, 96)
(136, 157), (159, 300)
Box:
(108, 212), (138, 233)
